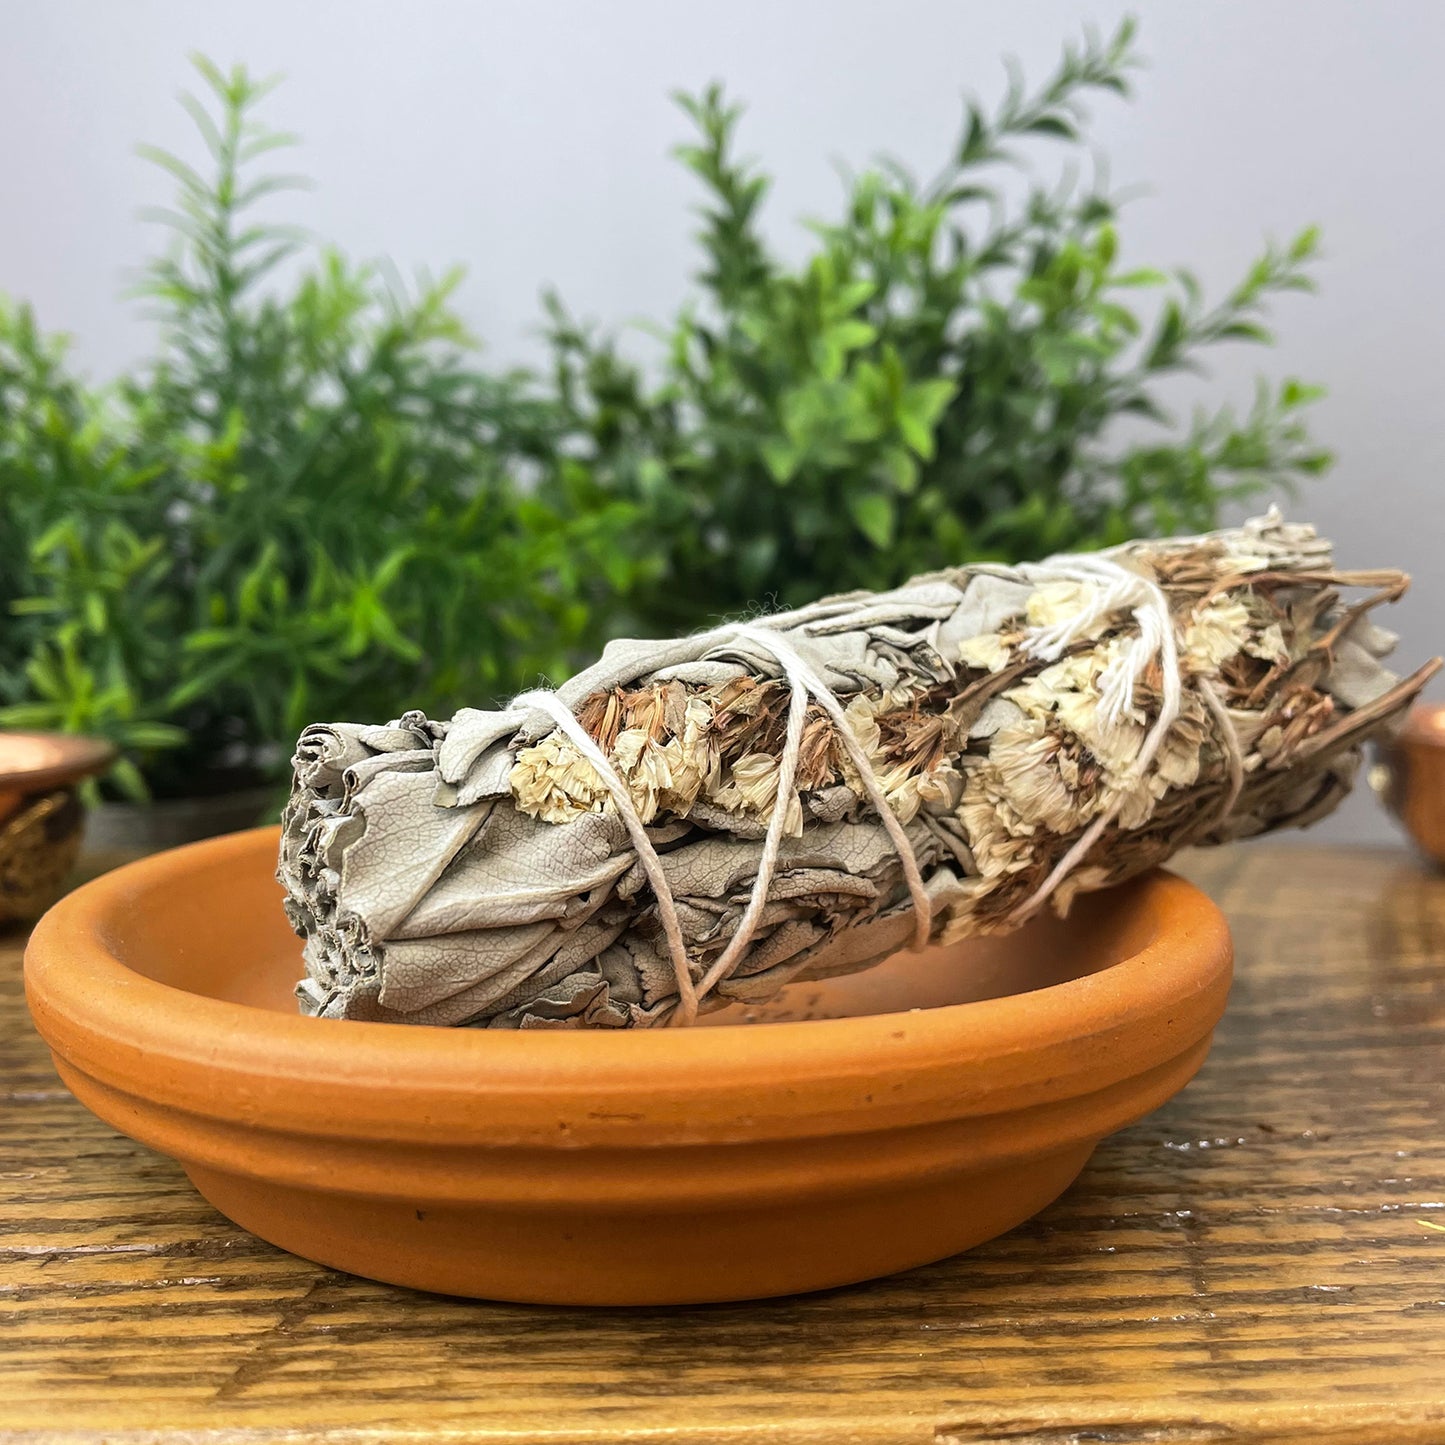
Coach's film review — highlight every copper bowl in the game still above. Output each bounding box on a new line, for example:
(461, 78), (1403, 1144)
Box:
(1375, 702), (1445, 865)
(0, 731), (116, 924)
(25, 826), (1233, 1305)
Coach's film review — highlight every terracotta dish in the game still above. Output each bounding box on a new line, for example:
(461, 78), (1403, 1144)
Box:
(0, 730), (115, 824)
(1376, 702), (1445, 866)
(0, 730), (117, 923)
(25, 826), (1232, 1304)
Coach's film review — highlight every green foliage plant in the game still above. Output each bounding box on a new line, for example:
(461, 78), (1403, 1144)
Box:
(543, 19), (1329, 631)
(0, 60), (637, 799)
(2, 23), (1329, 798)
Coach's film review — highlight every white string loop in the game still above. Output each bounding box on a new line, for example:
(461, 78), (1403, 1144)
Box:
(517, 549), (1231, 1017)
(1194, 675), (1246, 836)
(720, 624), (933, 952)
(512, 615), (934, 1027)
(511, 689), (702, 1023)
(1005, 553), (1185, 923)
(687, 651), (810, 1007)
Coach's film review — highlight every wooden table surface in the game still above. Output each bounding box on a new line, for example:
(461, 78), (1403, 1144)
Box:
(3, 842), (1444, 1445)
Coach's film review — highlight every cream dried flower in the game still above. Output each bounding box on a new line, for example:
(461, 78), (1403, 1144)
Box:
(989, 720), (1101, 835)
(713, 751), (805, 836)
(1245, 620), (1288, 663)
(1183, 595), (1251, 673)
(659, 696), (718, 812)
(916, 757), (965, 813)
(1220, 551), (1271, 574)
(836, 693), (887, 799)
(610, 728), (676, 825)
(1025, 579), (1109, 633)
(510, 736), (610, 825)
(836, 692), (954, 824)
(956, 711), (1106, 889)
(1008, 650), (1107, 717)
(957, 778), (1037, 881)
(512, 695), (718, 826)
(997, 628), (1215, 838)
(842, 693), (883, 756)
(1159, 699), (1207, 789)
(1008, 643), (1147, 778)
(957, 632), (1011, 673)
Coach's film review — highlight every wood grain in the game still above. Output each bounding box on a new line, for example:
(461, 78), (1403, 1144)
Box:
(2, 843), (1443, 1444)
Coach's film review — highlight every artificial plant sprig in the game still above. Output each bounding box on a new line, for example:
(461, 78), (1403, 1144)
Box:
(543, 17), (1329, 631)
(0, 59), (640, 798)
(4, 22), (1330, 800)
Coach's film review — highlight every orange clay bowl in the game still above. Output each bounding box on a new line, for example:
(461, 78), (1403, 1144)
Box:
(1382, 702), (1445, 865)
(24, 825), (1232, 1305)
(0, 729), (116, 823)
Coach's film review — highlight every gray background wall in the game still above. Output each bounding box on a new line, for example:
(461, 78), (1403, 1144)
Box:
(2, 0), (1440, 842)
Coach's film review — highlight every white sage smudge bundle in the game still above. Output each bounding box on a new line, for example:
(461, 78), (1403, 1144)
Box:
(279, 512), (1438, 1029)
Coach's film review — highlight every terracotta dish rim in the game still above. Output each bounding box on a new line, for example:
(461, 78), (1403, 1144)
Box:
(0, 730), (117, 792)
(25, 826), (1232, 1149)
(1401, 701), (1445, 745)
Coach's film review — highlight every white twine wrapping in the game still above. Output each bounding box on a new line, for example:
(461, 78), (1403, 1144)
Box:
(514, 616), (933, 1026)
(515, 552), (1244, 1023)
(1005, 552), (1244, 921)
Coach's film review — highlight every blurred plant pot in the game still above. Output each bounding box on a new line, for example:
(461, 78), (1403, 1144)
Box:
(85, 786), (280, 856)
(1373, 702), (1445, 867)
(0, 732), (118, 925)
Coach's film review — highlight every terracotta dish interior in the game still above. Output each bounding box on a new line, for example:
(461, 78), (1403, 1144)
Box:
(26, 826), (1232, 1305)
